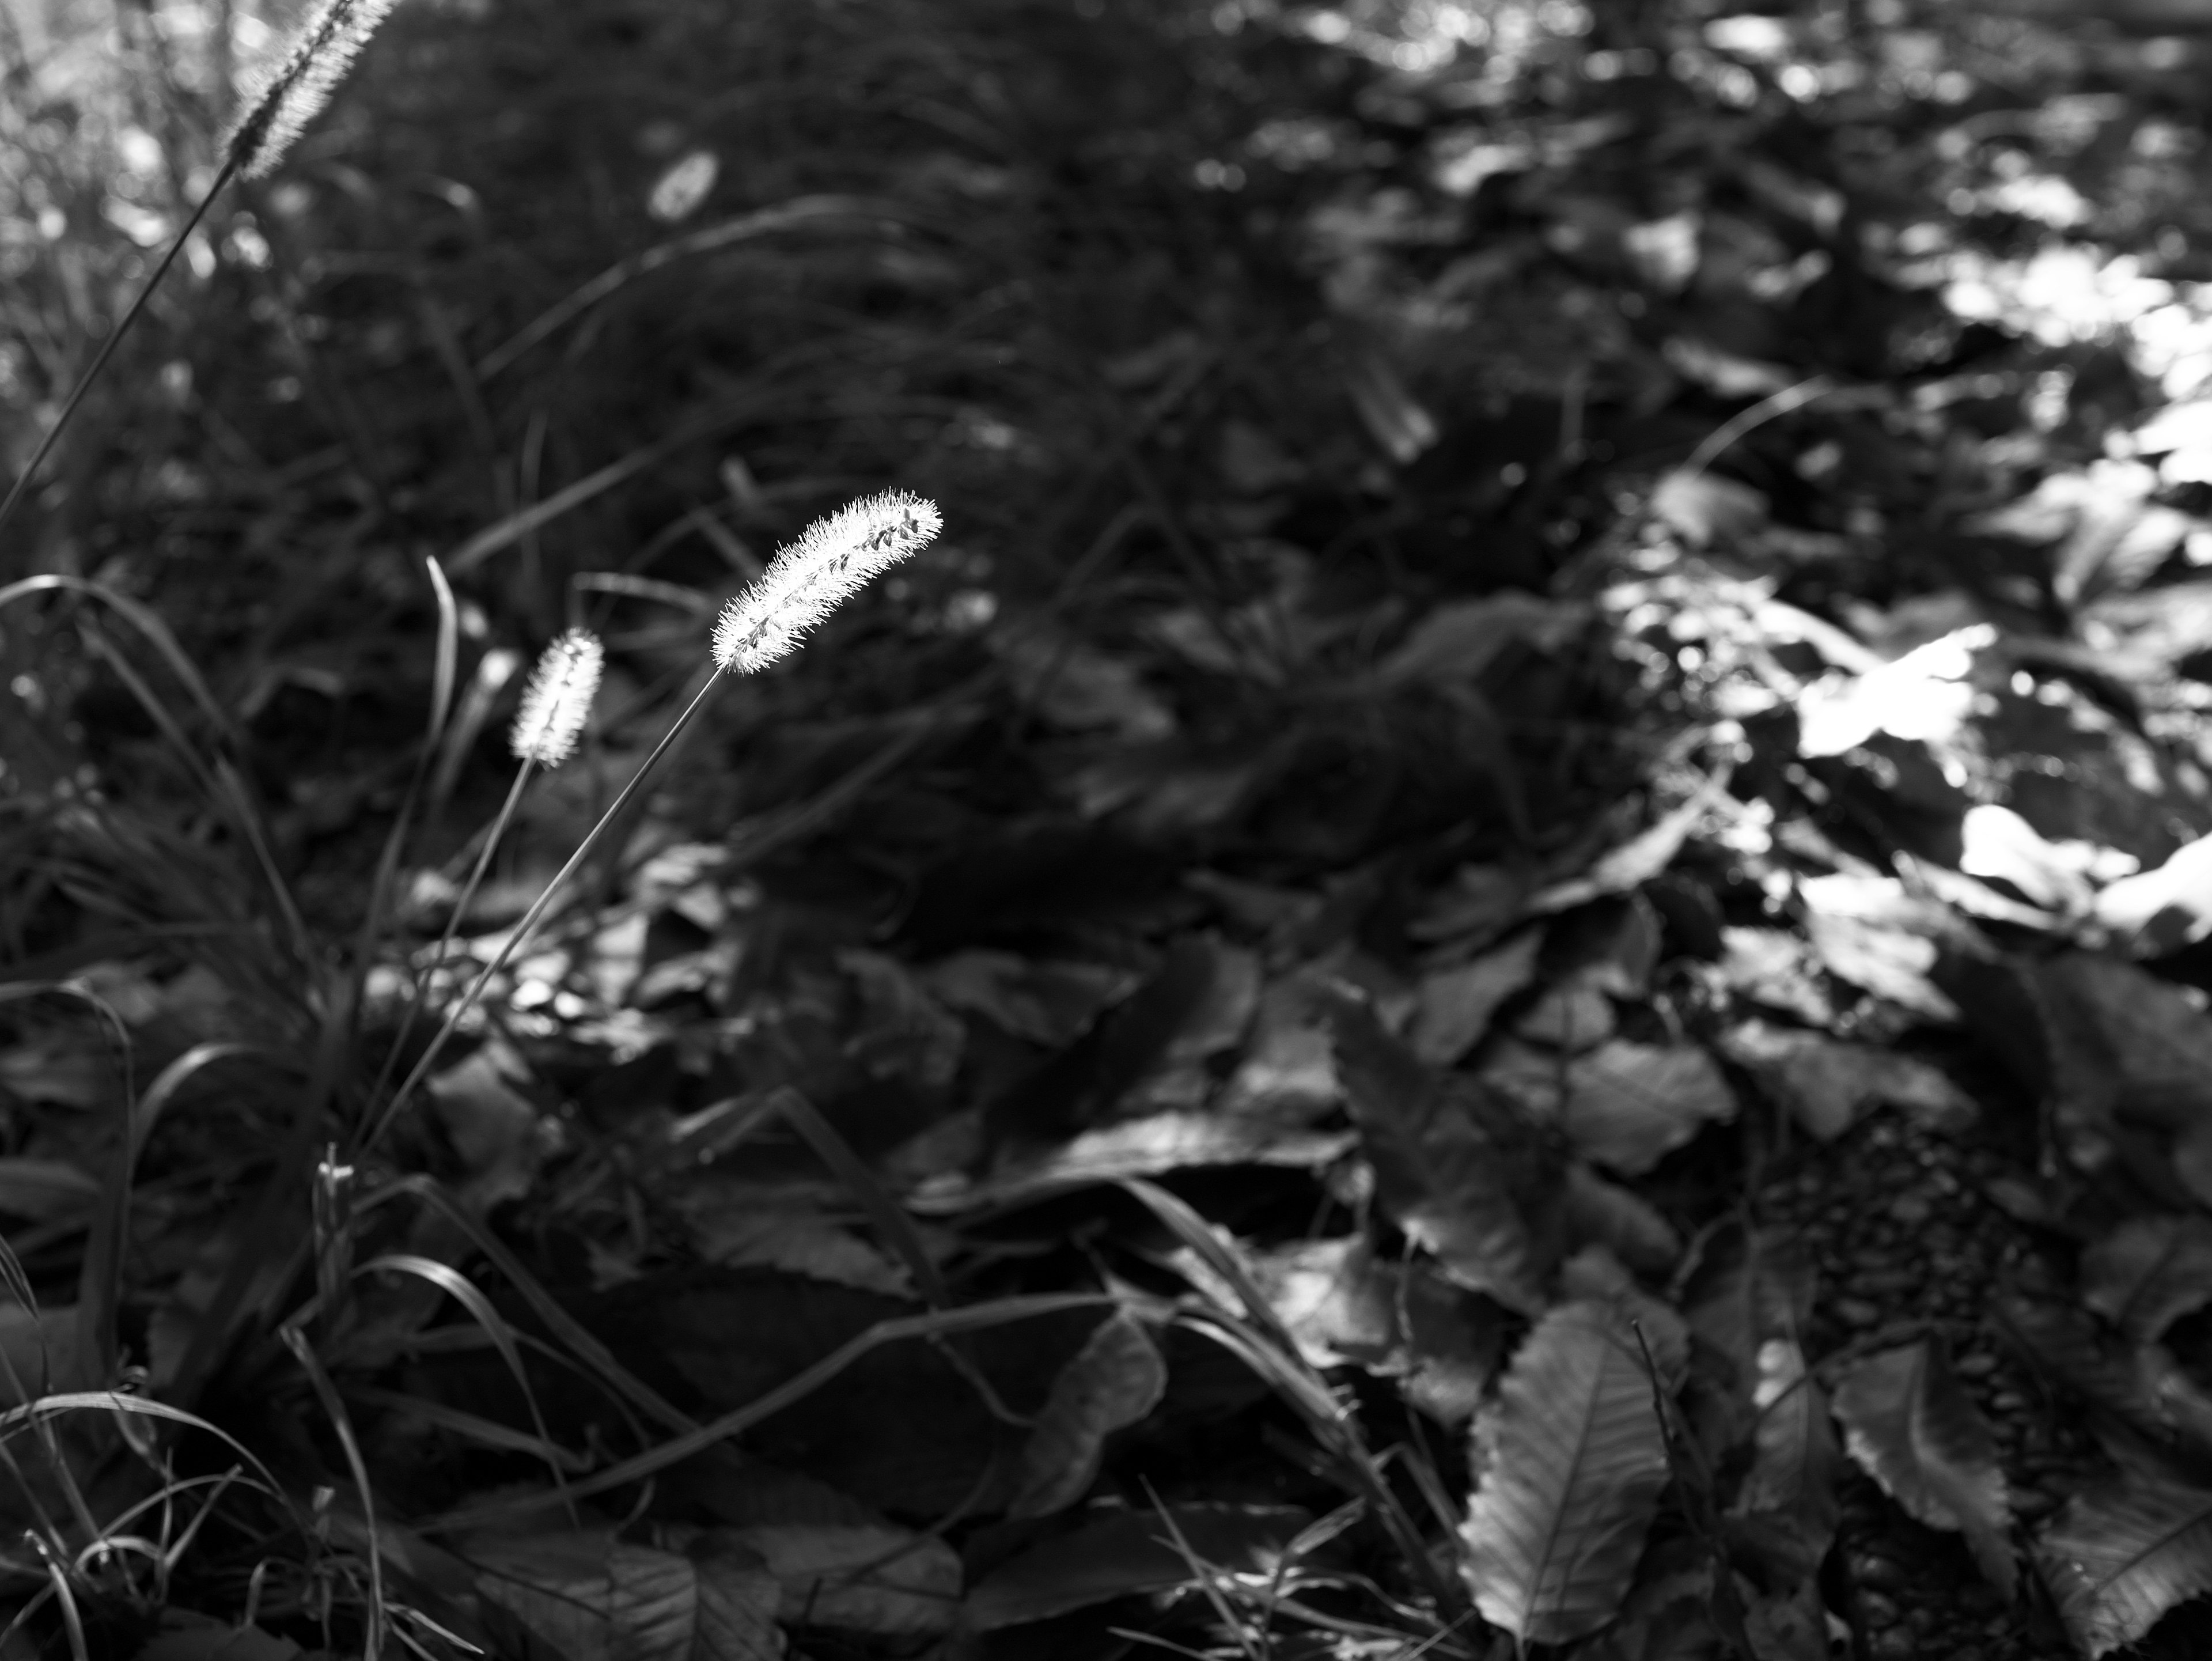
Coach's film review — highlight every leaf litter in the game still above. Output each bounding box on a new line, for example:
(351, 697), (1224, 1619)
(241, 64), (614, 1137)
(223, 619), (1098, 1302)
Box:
(22, 0), (2212, 1657)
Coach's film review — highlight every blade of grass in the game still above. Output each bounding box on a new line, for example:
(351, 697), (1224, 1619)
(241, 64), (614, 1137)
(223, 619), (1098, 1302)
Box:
(280, 1328), (387, 1660)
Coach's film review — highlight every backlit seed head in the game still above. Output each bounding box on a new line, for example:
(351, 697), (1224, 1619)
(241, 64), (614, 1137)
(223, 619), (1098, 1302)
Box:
(711, 489), (941, 674)
(510, 629), (604, 768)
(224, 0), (400, 180)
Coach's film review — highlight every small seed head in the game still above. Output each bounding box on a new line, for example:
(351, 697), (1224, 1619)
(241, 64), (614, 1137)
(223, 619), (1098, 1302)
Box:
(510, 629), (604, 768)
(224, 0), (401, 180)
(711, 490), (941, 674)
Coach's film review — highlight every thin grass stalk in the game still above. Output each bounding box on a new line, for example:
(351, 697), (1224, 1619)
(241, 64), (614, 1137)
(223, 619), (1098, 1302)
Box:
(345, 555), (459, 1083)
(0, 159), (236, 547)
(362, 759), (533, 1113)
(357, 669), (728, 1152)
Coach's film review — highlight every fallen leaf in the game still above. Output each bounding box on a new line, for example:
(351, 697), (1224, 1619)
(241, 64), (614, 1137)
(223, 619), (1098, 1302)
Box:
(1795, 625), (1993, 759)
(1377, 594), (1588, 686)
(1799, 873), (1962, 1023)
(2039, 1471), (2212, 1659)
(724, 1522), (960, 1635)
(469, 1528), (783, 1661)
(1010, 1311), (1168, 1516)
(2080, 1216), (2212, 1347)
(1831, 1340), (2014, 1592)
(1332, 990), (1565, 1313)
(2095, 834), (2212, 955)
(1957, 804), (2097, 914)
(1459, 1301), (1672, 1644)
(1721, 1021), (1976, 1140)
(1559, 1040), (1737, 1176)
(1410, 929), (1542, 1066)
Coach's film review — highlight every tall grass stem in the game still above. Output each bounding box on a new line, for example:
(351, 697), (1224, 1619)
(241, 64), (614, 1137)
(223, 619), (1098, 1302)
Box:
(0, 160), (235, 547)
(358, 669), (728, 1153)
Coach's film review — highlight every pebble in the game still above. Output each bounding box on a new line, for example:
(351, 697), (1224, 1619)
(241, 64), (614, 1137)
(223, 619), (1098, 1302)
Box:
(1865, 1628), (1916, 1659)
(1834, 1296), (1881, 1327)
(1954, 1352), (1996, 1378)
(1851, 1553), (1908, 1591)
(1857, 1591), (1900, 1627)
(1889, 1193), (1933, 1225)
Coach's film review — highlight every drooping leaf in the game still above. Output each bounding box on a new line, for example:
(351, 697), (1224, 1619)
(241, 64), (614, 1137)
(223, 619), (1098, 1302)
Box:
(1459, 1300), (1672, 1644)
(1332, 989), (1564, 1313)
(468, 1529), (783, 1661)
(1994, 1291), (2212, 1462)
(1831, 1340), (2014, 1592)
(2096, 833), (2212, 954)
(2081, 1215), (2212, 1346)
(1798, 873), (1964, 1023)
(961, 1504), (1313, 1630)
(1010, 1311), (1168, 1516)
(1560, 1041), (1736, 1176)
(1562, 1163), (1682, 1277)
(1410, 928), (1541, 1066)
(724, 1521), (961, 1634)
(1680, 1224), (1836, 1579)
(1721, 1021), (1976, 1141)
(2039, 1471), (2212, 1658)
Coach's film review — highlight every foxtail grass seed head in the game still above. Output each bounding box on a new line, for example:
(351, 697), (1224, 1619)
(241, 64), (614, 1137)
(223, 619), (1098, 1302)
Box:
(712, 490), (941, 674)
(510, 629), (604, 768)
(224, 0), (400, 179)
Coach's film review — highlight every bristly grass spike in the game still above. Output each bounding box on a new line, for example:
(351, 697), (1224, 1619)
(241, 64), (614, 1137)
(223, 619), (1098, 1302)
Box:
(509, 628), (604, 769)
(365, 490), (940, 1153)
(712, 488), (942, 674)
(224, 0), (403, 179)
(0, 0), (402, 543)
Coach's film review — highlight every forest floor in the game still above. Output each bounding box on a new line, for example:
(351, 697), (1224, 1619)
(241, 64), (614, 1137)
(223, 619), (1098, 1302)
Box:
(13, 0), (2212, 1657)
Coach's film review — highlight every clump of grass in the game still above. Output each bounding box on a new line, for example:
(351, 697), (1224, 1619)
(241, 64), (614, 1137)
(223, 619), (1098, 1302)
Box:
(361, 489), (940, 1151)
(0, 0), (402, 542)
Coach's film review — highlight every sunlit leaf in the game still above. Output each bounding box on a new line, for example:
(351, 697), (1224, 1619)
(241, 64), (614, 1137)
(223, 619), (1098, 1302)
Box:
(1459, 1301), (1671, 1643)
(1831, 1340), (2014, 1592)
(2094, 834), (2212, 955)
(2039, 1471), (2212, 1658)
(1795, 625), (1992, 758)
(1010, 1311), (1168, 1516)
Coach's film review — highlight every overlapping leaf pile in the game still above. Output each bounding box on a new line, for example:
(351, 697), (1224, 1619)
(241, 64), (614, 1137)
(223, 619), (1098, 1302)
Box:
(23, 0), (2212, 1655)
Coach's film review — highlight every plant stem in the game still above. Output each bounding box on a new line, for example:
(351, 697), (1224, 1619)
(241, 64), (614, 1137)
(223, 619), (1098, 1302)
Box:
(0, 157), (238, 546)
(357, 668), (728, 1153)
(363, 757), (534, 1111)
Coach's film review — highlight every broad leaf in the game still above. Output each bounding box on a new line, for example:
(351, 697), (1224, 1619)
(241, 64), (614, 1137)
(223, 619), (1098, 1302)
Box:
(1332, 990), (1563, 1312)
(1721, 1021), (1975, 1141)
(1680, 1225), (1837, 1581)
(2081, 1215), (2212, 1346)
(1010, 1311), (1168, 1516)
(723, 1522), (961, 1635)
(1410, 929), (1541, 1066)
(2039, 1471), (2212, 1657)
(469, 1529), (783, 1661)
(1460, 1300), (1671, 1643)
(1831, 1341), (2014, 1592)
(1560, 1041), (1736, 1176)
